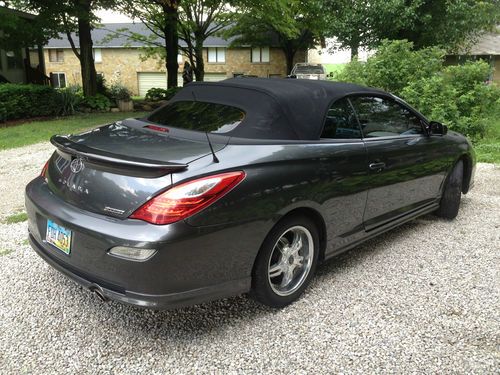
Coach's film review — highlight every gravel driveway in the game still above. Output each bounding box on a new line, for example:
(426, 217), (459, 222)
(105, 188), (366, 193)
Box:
(0, 143), (499, 374)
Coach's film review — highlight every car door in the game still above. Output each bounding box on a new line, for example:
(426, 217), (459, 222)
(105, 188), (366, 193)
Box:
(349, 95), (446, 230)
(317, 97), (369, 253)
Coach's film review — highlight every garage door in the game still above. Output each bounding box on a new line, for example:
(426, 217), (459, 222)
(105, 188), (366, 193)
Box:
(138, 72), (167, 97)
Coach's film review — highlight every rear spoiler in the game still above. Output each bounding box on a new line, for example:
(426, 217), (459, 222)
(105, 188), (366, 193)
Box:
(50, 135), (188, 174)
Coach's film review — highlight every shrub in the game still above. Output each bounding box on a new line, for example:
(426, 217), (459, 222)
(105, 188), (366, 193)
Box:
(109, 83), (132, 101)
(96, 74), (110, 97)
(402, 61), (500, 141)
(334, 40), (500, 140)
(335, 40), (444, 96)
(57, 85), (83, 116)
(82, 93), (111, 111)
(0, 83), (61, 122)
(145, 87), (182, 101)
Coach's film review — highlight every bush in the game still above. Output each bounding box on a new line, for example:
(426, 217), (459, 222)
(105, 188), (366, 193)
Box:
(57, 85), (84, 116)
(145, 87), (182, 101)
(402, 61), (500, 140)
(109, 83), (132, 101)
(82, 93), (111, 111)
(334, 40), (500, 140)
(0, 83), (61, 122)
(335, 40), (444, 96)
(96, 74), (110, 97)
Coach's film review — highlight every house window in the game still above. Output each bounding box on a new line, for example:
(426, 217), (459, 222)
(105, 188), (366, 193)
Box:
(51, 72), (66, 88)
(49, 49), (64, 63)
(208, 47), (226, 63)
(251, 47), (270, 63)
(6, 50), (23, 69)
(93, 48), (102, 63)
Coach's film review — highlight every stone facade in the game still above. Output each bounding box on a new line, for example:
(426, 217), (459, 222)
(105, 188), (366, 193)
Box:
(44, 47), (308, 95)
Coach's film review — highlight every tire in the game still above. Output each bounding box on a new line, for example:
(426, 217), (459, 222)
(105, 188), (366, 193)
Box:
(250, 215), (319, 308)
(435, 160), (464, 220)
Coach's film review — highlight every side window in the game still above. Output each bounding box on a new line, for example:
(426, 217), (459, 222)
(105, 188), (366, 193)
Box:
(321, 98), (362, 139)
(349, 96), (424, 138)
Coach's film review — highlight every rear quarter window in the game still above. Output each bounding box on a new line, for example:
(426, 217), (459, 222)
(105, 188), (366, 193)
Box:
(148, 101), (246, 133)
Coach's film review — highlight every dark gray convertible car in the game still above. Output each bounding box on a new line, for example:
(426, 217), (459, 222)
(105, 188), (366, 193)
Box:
(25, 78), (475, 309)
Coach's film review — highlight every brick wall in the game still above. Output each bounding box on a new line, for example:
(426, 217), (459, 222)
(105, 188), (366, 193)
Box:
(44, 47), (308, 95)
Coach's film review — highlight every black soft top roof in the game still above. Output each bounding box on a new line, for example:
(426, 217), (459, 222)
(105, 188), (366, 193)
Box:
(170, 78), (386, 140)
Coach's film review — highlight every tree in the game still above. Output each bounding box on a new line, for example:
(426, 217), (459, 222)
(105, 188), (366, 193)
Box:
(118, 0), (180, 88)
(387, 0), (500, 51)
(325, 0), (500, 60)
(178, 0), (234, 81)
(8, 0), (117, 96)
(117, 0), (233, 84)
(0, 5), (58, 51)
(228, 0), (327, 74)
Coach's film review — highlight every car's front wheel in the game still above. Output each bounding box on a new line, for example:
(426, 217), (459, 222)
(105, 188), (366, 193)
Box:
(250, 215), (319, 308)
(435, 160), (464, 220)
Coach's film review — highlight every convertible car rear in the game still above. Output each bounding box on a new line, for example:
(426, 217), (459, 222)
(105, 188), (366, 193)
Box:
(25, 78), (475, 309)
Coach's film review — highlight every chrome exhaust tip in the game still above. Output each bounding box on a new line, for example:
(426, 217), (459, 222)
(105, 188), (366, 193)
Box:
(90, 286), (108, 302)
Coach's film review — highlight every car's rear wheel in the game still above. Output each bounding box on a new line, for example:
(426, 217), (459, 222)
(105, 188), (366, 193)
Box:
(435, 160), (464, 220)
(250, 215), (319, 308)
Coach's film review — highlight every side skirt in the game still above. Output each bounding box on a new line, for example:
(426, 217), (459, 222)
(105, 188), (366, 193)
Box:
(323, 201), (440, 262)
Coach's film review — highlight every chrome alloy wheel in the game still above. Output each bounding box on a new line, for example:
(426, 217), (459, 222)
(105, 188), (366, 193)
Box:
(267, 225), (314, 296)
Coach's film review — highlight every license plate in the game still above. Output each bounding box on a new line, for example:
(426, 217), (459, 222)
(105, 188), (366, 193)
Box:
(46, 219), (72, 255)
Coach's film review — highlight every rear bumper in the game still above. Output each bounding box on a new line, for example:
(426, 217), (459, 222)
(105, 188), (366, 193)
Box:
(25, 177), (261, 309)
(29, 234), (249, 309)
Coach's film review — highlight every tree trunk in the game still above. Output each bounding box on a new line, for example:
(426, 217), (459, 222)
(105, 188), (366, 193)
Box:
(284, 48), (296, 75)
(76, 0), (97, 97)
(350, 42), (359, 61)
(193, 37), (204, 81)
(162, 2), (179, 88)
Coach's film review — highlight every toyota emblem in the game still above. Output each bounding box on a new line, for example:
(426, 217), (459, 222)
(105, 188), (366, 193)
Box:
(70, 158), (85, 174)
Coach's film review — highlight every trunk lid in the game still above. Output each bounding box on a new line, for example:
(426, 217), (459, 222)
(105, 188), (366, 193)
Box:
(46, 118), (227, 218)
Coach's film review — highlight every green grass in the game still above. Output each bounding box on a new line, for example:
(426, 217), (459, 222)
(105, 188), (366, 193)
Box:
(0, 112), (147, 151)
(475, 116), (500, 164)
(4, 212), (28, 224)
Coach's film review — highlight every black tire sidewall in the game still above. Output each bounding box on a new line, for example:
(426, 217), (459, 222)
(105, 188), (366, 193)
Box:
(436, 160), (463, 219)
(250, 215), (320, 308)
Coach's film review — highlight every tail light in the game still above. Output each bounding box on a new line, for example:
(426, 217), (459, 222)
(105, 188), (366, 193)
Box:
(130, 171), (245, 225)
(41, 160), (49, 179)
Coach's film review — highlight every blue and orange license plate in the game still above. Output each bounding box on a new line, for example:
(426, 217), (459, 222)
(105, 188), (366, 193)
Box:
(46, 219), (72, 255)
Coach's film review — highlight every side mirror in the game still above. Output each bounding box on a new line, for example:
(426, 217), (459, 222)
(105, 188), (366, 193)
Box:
(429, 121), (448, 135)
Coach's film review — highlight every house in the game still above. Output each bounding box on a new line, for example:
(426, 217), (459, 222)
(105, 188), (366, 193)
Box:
(44, 23), (307, 96)
(446, 27), (500, 84)
(0, 6), (48, 85)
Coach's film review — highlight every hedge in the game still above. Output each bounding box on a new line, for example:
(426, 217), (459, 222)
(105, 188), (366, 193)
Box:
(0, 84), (61, 122)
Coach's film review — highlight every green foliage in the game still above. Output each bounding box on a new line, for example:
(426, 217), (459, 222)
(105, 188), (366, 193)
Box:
(82, 94), (111, 111)
(229, 0), (327, 73)
(96, 74), (110, 97)
(335, 41), (500, 141)
(324, 0), (500, 58)
(57, 85), (83, 116)
(0, 84), (60, 122)
(336, 40), (444, 94)
(109, 83), (132, 101)
(402, 61), (500, 141)
(0, 6), (58, 50)
(145, 87), (182, 101)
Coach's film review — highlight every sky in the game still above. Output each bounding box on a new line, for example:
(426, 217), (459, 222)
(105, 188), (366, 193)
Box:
(95, 9), (134, 23)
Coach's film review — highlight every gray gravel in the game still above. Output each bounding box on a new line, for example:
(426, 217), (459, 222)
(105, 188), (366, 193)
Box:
(0, 142), (499, 374)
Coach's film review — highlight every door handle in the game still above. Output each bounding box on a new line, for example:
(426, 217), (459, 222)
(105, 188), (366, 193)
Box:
(369, 162), (386, 171)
